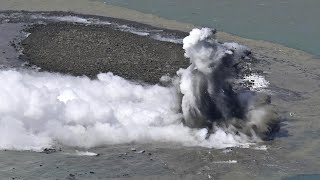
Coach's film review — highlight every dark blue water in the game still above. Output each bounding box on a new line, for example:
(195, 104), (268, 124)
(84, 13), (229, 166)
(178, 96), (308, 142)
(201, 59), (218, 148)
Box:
(104, 0), (320, 56)
(284, 174), (320, 180)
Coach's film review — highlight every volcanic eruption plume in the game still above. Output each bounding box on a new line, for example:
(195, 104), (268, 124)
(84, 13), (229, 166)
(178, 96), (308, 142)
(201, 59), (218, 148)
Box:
(178, 28), (279, 140)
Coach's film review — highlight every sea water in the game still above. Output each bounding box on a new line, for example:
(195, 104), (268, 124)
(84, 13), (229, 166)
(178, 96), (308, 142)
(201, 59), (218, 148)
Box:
(104, 0), (320, 57)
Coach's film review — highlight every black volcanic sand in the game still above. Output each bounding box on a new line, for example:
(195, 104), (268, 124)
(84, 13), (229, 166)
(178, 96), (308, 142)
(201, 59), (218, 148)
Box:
(22, 23), (187, 84)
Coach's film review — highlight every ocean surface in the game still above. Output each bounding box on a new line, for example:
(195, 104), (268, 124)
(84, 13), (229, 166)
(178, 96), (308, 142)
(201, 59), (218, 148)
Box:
(103, 0), (320, 56)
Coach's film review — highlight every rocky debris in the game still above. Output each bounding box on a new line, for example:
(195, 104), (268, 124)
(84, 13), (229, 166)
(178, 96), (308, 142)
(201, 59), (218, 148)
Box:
(67, 173), (76, 180)
(136, 150), (145, 154)
(41, 148), (57, 154)
(222, 148), (233, 154)
(118, 152), (128, 159)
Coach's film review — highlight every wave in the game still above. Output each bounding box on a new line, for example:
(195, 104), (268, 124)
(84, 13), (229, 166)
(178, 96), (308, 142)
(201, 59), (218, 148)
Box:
(0, 12), (183, 44)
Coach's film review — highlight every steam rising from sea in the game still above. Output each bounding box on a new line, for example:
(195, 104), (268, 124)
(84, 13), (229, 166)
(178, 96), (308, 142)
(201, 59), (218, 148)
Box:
(0, 27), (274, 151)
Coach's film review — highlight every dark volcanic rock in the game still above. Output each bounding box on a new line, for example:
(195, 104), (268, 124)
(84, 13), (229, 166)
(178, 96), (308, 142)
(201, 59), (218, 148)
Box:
(41, 148), (57, 154)
(22, 23), (188, 84)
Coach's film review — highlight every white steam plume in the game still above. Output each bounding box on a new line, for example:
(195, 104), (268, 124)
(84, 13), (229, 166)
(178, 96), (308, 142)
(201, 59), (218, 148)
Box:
(0, 70), (251, 151)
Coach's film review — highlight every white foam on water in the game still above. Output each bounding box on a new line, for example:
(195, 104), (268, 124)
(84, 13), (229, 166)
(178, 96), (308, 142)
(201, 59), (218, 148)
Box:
(129, 31), (150, 36)
(0, 69), (252, 151)
(151, 34), (183, 44)
(74, 150), (98, 156)
(212, 160), (238, 164)
(7, 13), (183, 44)
(52, 16), (90, 23)
(117, 25), (150, 36)
(31, 15), (91, 24)
(31, 15), (152, 37)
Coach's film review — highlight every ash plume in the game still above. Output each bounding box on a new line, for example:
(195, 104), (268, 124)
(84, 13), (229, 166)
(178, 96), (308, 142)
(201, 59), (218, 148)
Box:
(178, 28), (279, 140)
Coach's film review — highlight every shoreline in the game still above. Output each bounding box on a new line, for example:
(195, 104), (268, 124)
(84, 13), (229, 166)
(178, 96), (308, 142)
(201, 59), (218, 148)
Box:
(1, 0), (319, 60)
(21, 21), (187, 84)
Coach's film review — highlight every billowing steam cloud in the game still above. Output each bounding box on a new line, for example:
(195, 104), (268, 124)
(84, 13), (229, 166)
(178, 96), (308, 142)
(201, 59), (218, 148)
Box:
(0, 28), (278, 151)
(0, 70), (253, 151)
(178, 28), (279, 139)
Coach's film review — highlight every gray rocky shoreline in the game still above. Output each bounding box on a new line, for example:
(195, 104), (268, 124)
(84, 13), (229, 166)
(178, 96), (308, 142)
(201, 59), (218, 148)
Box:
(22, 22), (187, 84)
(2, 11), (191, 84)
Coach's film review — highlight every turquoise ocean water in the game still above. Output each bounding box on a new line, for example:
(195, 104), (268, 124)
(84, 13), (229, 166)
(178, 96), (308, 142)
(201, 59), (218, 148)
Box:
(104, 0), (319, 56)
